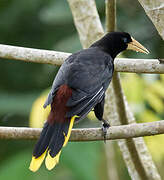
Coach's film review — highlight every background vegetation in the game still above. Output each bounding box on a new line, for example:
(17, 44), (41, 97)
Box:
(0, 0), (163, 179)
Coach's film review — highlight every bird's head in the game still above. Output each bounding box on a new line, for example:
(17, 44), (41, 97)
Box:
(91, 32), (149, 59)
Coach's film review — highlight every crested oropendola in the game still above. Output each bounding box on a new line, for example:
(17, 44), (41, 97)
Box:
(29, 32), (149, 172)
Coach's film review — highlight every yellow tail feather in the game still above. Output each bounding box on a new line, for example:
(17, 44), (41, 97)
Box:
(29, 149), (47, 172)
(45, 151), (61, 170)
(63, 115), (78, 147)
(29, 115), (78, 172)
(45, 115), (77, 170)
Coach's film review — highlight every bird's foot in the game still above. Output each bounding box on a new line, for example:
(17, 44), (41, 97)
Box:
(102, 119), (110, 143)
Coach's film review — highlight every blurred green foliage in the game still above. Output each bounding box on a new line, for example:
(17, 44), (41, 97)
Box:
(0, 0), (164, 179)
(122, 74), (164, 174)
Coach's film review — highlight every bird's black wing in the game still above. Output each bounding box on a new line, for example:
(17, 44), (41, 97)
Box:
(66, 86), (105, 121)
(44, 47), (114, 121)
(65, 47), (114, 121)
(43, 53), (78, 108)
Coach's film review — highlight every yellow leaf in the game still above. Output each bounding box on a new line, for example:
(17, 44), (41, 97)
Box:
(87, 111), (97, 121)
(149, 81), (164, 98)
(122, 73), (144, 103)
(145, 134), (164, 162)
(138, 109), (160, 123)
(145, 91), (163, 114)
(160, 74), (164, 83)
(29, 90), (50, 128)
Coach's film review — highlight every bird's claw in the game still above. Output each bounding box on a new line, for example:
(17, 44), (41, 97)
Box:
(102, 119), (110, 143)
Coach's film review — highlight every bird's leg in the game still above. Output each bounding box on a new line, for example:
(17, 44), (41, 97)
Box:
(102, 119), (110, 143)
(94, 100), (110, 142)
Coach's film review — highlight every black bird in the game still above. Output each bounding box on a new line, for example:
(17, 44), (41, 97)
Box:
(29, 32), (149, 172)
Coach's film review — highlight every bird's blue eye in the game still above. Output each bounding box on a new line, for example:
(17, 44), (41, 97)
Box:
(122, 37), (128, 43)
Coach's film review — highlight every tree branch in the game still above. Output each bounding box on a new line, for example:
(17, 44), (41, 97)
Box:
(105, 2), (120, 179)
(0, 44), (163, 74)
(115, 58), (164, 74)
(105, 0), (161, 179)
(137, 0), (164, 40)
(105, 0), (149, 178)
(0, 121), (164, 140)
(0, 44), (68, 66)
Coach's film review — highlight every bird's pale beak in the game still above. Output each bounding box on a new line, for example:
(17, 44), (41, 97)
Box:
(127, 37), (149, 54)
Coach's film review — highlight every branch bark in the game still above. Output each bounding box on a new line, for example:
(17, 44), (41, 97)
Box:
(0, 121), (164, 140)
(67, 1), (161, 179)
(107, 74), (161, 180)
(0, 44), (164, 74)
(105, 1), (119, 179)
(105, 0), (161, 179)
(137, 0), (164, 40)
(0, 44), (68, 66)
(67, 0), (104, 48)
(105, 0), (145, 178)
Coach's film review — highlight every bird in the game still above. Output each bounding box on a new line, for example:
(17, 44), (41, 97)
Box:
(29, 32), (149, 172)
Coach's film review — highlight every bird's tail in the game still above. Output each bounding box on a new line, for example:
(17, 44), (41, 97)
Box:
(29, 115), (77, 172)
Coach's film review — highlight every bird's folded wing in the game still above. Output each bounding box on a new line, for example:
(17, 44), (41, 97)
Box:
(66, 87), (105, 120)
